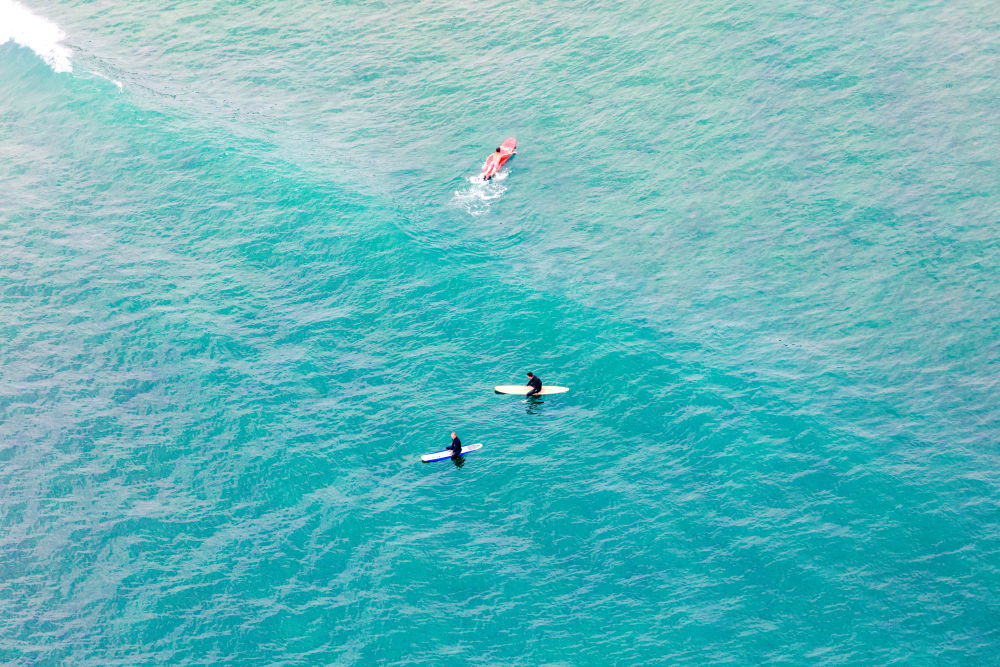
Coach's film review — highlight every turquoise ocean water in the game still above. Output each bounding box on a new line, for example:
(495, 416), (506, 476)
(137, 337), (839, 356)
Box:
(2, 0), (999, 662)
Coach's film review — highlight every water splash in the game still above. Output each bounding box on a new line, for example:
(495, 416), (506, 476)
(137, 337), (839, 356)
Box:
(450, 170), (509, 216)
(0, 0), (72, 73)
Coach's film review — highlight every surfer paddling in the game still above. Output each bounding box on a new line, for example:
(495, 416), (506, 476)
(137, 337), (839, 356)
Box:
(480, 138), (516, 180)
(482, 147), (502, 180)
(525, 372), (543, 398)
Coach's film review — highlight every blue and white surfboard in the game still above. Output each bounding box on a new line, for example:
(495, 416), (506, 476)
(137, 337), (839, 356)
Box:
(421, 443), (483, 463)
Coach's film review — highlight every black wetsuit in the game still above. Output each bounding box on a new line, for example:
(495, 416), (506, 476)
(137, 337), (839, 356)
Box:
(450, 436), (463, 458)
(526, 375), (543, 397)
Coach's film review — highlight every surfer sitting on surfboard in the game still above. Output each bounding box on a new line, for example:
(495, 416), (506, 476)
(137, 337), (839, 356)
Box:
(525, 372), (543, 398)
(449, 432), (463, 459)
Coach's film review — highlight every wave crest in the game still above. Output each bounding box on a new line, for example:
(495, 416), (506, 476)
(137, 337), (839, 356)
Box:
(0, 0), (72, 73)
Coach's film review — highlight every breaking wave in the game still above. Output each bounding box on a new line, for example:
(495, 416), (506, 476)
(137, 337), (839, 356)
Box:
(0, 0), (72, 73)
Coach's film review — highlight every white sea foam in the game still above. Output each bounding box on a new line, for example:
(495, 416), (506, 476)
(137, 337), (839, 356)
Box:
(0, 0), (72, 73)
(451, 170), (509, 216)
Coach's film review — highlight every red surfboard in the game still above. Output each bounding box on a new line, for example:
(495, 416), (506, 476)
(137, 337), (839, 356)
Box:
(481, 137), (517, 180)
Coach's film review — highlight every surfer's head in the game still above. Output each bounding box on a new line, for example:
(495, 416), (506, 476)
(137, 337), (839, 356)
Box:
(451, 431), (457, 439)
(496, 147), (502, 152)
(526, 372), (534, 378)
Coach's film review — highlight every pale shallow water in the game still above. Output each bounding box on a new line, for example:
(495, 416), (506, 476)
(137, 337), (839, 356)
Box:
(2, 0), (999, 663)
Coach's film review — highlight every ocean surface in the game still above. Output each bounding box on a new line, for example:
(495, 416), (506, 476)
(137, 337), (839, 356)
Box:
(2, 0), (999, 663)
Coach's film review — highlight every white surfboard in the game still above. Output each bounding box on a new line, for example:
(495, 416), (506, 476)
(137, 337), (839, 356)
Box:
(494, 385), (569, 395)
(421, 443), (483, 463)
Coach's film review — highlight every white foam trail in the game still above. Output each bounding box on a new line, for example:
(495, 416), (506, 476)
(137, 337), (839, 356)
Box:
(92, 68), (123, 90)
(451, 170), (509, 216)
(0, 0), (72, 73)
